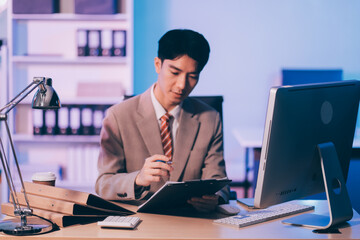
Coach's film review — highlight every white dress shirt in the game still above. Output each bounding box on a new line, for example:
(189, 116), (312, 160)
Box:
(150, 84), (181, 144)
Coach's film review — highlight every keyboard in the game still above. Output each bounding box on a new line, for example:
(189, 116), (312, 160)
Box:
(97, 216), (141, 229)
(214, 203), (314, 228)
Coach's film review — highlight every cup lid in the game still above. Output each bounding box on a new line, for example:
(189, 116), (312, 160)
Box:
(32, 172), (56, 181)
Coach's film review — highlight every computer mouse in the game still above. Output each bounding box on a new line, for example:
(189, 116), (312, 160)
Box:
(216, 204), (241, 215)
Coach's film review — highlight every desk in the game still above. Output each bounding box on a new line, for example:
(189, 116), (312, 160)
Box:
(1, 200), (359, 239)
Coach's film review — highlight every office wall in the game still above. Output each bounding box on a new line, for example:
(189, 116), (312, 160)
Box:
(134, 0), (360, 179)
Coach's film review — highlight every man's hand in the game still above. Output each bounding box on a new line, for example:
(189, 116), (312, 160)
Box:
(187, 195), (219, 212)
(135, 154), (173, 187)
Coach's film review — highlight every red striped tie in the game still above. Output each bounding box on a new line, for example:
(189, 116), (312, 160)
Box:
(160, 113), (172, 160)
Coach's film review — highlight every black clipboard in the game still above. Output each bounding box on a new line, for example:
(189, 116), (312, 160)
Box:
(137, 178), (231, 213)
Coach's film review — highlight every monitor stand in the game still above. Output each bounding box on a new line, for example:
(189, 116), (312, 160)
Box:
(282, 142), (353, 229)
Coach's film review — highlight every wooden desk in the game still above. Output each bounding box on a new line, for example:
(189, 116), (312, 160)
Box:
(1, 200), (359, 239)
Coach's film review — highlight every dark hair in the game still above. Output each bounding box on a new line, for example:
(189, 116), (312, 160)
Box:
(157, 29), (210, 72)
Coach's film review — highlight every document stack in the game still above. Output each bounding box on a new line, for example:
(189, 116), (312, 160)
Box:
(1, 182), (134, 228)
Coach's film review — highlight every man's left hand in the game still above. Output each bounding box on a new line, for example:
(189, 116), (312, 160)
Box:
(187, 195), (219, 212)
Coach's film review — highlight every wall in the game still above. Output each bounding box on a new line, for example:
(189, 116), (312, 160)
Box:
(133, 0), (169, 93)
(134, 0), (360, 181)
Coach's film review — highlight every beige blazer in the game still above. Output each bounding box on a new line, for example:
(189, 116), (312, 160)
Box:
(95, 87), (229, 202)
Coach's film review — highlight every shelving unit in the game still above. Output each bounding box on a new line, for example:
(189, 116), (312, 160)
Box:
(12, 134), (100, 144)
(2, 0), (134, 201)
(12, 55), (129, 64)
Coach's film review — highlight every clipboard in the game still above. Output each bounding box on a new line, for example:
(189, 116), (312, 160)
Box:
(137, 178), (231, 213)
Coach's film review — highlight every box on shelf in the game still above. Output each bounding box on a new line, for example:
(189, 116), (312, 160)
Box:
(13, 0), (60, 14)
(75, 0), (117, 14)
(76, 82), (125, 98)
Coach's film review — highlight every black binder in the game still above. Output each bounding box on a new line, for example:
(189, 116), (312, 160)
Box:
(77, 29), (88, 56)
(88, 30), (101, 56)
(113, 30), (126, 57)
(137, 178), (231, 213)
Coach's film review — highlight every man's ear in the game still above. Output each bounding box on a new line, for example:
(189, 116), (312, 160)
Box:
(154, 57), (162, 74)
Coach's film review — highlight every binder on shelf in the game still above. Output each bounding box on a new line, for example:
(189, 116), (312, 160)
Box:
(32, 109), (44, 135)
(1, 203), (105, 228)
(113, 30), (126, 57)
(101, 29), (113, 57)
(67, 147), (83, 182)
(23, 181), (133, 214)
(58, 106), (70, 135)
(77, 29), (89, 57)
(90, 147), (100, 180)
(75, 0), (118, 15)
(44, 109), (57, 135)
(83, 145), (95, 183)
(88, 30), (102, 57)
(13, 0), (60, 14)
(69, 106), (81, 135)
(81, 106), (94, 135)
(93, 106), (104, 135)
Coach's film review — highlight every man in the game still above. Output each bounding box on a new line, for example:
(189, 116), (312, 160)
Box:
(96, 29), (229, 212)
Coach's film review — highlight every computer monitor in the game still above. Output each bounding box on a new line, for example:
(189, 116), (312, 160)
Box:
(254, 80), (360, 229)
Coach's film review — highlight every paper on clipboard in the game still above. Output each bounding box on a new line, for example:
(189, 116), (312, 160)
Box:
(137, 177), (231, 213)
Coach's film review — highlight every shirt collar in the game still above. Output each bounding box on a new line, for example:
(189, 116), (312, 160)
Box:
(151, 84), (181, 121)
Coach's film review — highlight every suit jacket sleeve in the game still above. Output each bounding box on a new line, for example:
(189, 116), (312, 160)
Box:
(95, 107), (145, 200)
(200, 111), (230, 203)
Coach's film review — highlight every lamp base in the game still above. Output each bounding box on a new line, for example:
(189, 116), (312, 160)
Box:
(0, 217), (54, 236)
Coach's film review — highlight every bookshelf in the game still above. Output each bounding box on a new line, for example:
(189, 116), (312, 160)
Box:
(2, 0), (134, 203)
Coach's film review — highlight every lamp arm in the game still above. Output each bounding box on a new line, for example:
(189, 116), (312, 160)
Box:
(0, 77), (45, 115)
(0, 76), (58, 235)
(0, 121), (31, 213)
(0, 77), (46, 217)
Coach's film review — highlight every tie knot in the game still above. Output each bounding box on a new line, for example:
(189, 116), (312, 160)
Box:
(161, 113), (172, 122)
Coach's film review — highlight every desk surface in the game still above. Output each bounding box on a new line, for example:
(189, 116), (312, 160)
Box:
(1, 200), (359, 240)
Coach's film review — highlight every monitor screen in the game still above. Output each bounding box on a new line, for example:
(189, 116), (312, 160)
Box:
(254, 80), (360, 209)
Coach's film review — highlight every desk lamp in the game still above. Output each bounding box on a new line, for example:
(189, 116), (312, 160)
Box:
(0, 77), (61, 235)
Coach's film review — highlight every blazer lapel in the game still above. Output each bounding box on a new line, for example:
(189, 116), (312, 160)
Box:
(135, 88), (164, 156)
(170, 98), (200, 181)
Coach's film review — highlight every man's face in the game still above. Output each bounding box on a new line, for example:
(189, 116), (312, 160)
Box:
(154, 54), (200, 111)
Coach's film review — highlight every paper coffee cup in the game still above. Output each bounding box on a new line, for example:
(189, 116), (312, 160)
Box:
(32, 172), (56, 186)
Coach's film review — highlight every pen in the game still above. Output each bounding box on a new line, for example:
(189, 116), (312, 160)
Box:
(155, 160), (172, 165)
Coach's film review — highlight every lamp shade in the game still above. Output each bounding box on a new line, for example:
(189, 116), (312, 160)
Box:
(32, 78), (61, 109)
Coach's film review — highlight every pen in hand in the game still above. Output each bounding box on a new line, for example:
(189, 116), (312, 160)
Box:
(155, 159), (172, 165)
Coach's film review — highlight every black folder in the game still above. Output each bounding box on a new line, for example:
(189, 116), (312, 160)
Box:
(137, 178), (231, 213)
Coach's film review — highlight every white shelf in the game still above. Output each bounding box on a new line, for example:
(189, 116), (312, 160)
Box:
(16, 97), (123, 105)
(12, 56), (128, 65)
(12, 13), (129, 22)
(59, 97), (123, 105)
(12, 134), (100, 144)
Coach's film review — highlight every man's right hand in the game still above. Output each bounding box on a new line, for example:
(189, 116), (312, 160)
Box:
(135, 154), (173, 187)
